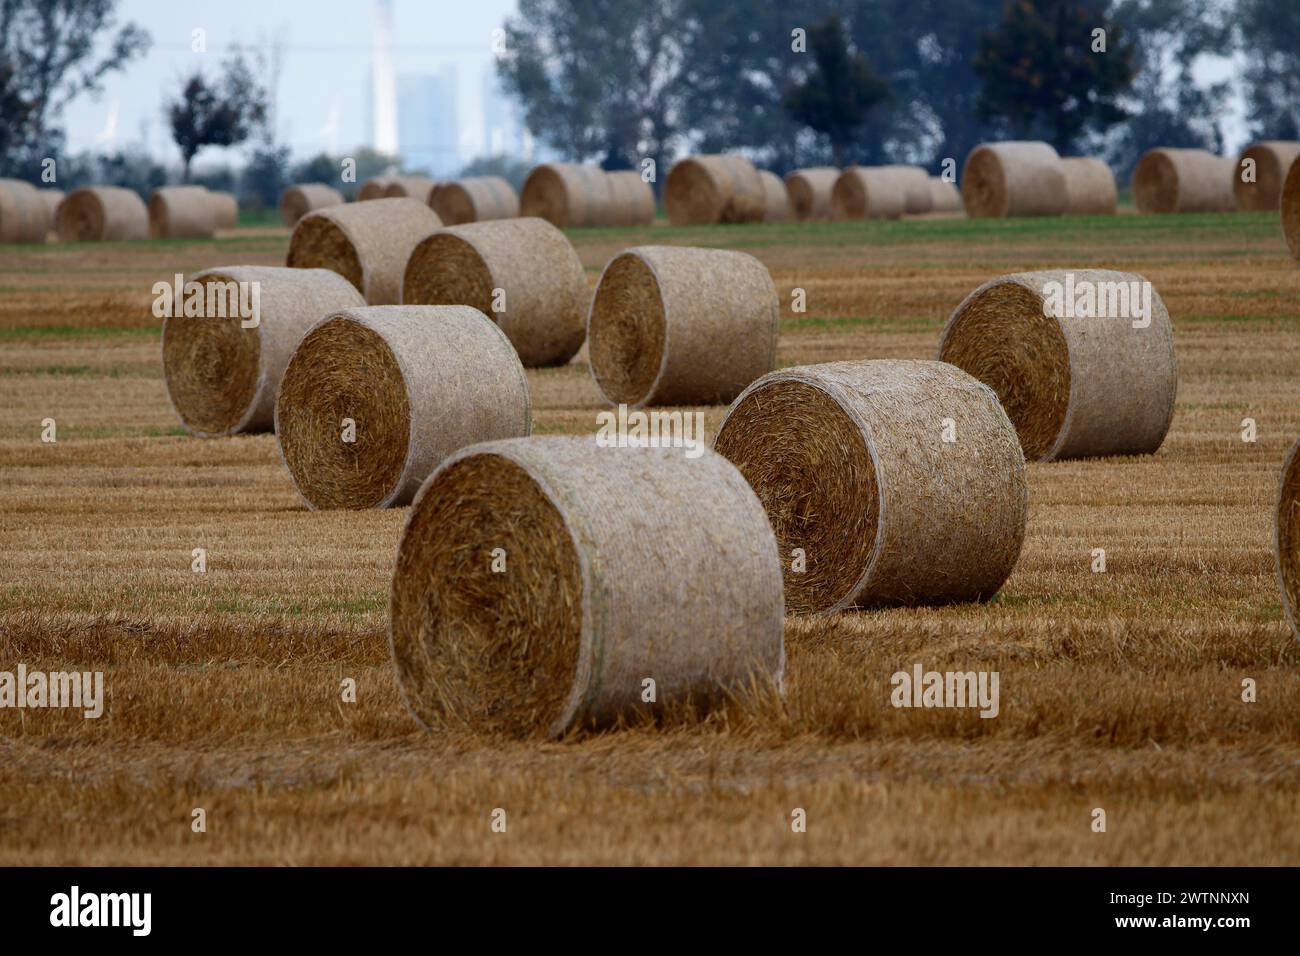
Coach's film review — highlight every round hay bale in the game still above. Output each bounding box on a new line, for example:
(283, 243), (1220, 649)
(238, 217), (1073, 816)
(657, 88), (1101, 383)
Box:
(286, 197), (442, 305)
(38, 189), (64, 237)
(403, 217), (586, 367)
(961, 141), (1065, 218)
(587, 245), (778, 407)
(663, 154), (766, 225)
(279, 183), (345, 227)
(1284, 158), (1300, 260)
(382, 175), (437, 203)
(928, 176), (963, 213)
(0, 178), (49, 242)
(1234, 141), (1300, 211)
(1132, 147), (1235, 214)
(389, 436), (785, 738)
(785, 167), (838, 220)
(886, 165), (933, 214)
(938, 269), (1178, 461)
(210, 190), (239, 229)
(276, 305), (530, 510)
(758, 169), (792, 222)
(714, 359), (1027, 615)
(1274, 438), (1300, 642)
(519, 163), (611, 228)
(1061, 157), (1117, 215)
(55, 186), (148, 241)
(603, 170), (655, 226)
(430, 176), (519, 225)
(161, 266), (366, 437)
(148, 185), (216, 239)
(830, 166), (906, 220)
(357, 176), (395, 201)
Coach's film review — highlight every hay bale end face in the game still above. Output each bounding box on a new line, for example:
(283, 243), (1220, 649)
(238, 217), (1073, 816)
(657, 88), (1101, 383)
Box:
(279, 183), (345, 227)
(389, 436), (785, 738)
(830, 167), (906, 220)
(149, 185), (216, 239)
(275, 305), (530, 510)
(1274, 438), (1300, 642)
(961, 141), (1066, 218)
(0, 179), (50, 243)
(1060, 157), (1117, 215)
(162, 266), (366, 437)
(430, 176), (519, 225)
(210, 190), (239, 229)
(1284, 159), (1300, 260)
(403, 217), (586, 367)
(785, 167), (839, 220)
(1234, 141), (1300, 211)
(286, 197), (442, 304)
(520, 163), (610, 228)
(664, 154), (766, 225)
(758, 169), (792, 221)
(1132, 148), (1235, 214)
(928, 176), (962, 213)
(56, 186), (149, 241)
(713, 359), (1027, 615)
(382, 175), (437, 203)
(587, 245), (779, 407)
(939, 269), (1178, 461)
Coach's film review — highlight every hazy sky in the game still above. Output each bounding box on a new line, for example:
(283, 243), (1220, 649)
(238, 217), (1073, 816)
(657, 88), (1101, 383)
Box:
(61, 0), (520, 167)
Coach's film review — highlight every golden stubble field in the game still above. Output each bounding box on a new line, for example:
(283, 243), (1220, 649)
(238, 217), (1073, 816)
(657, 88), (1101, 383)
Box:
(1, 212), (1298, 865)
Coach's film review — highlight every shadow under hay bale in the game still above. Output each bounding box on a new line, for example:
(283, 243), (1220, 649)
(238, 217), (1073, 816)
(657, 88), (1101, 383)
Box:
(388, 436), (785, 738)
(587, 245), (778, 408)
(56, 186), (148, 241)
(714, 359), (1027, 615)
(162, 266), (366, 437)
(286, 197), (442, 304)
(275, 305), (529, 510)
(403, 217), (586, 367)
(939, 269), (1177, 461)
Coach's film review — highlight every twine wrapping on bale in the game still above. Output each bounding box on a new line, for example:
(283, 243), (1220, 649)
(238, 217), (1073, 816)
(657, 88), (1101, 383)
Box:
(162, 266), (365, 437)
(149, 185), (216, 239)
(382, 176), (438, 203)
(210, 190), (239, 229)
(887, 165), (933, 214)
(388, 436), (785, 738)
(430, 176), (519, 225)
(1061, 157), (1117, 215)
(1284, 159), (1300, 260)
(1273, 438), (1300, 642)
(403, 217), (586, 367)
(276, 305), (530, 510)
(279, 183), (345, 227)
(830, 166), (907, 220)
(0, 178), (49, 243)
(588, 245), (779, 407)
(55, 186), (149, 241)
(928, 176), (963, 213)
(664, 154), (766, 225)
(286, 197), (442, 304)
(713, 359), (1027, 615)
(938, 269), (1178, 461)
(785, 167), (838, 220)
(758, 169), (792, 222)
(961, 141), (1066, 218)
(520, 163), (611, 228)
(1235, 141), (1300, 212)
(603, 170), (655, 226)
(357, 177), (394, 201)
(1132, 148), (1235, 214)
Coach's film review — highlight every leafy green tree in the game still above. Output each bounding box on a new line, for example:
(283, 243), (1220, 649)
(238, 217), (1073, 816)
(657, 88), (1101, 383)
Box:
(167, 51), (267, 182)
(1234, 0), (1300, 139)
(0, 0), (150, 176)
(975, 0), (1136, 154)
(239, 145), (289, 210)
(783, 16), (890, 166)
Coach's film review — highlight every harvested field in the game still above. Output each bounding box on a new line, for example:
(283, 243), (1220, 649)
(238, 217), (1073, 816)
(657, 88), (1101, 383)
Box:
(1, 210), (1299, 865)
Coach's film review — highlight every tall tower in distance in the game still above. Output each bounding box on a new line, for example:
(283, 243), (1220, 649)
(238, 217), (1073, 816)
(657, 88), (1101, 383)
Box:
(372, 0), (399, 156)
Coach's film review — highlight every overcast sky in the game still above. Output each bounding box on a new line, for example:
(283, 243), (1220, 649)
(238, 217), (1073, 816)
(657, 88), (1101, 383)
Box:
(60, 0), (520, 167)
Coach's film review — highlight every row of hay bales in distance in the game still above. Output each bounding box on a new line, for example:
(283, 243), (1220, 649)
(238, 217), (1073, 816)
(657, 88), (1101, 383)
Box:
(163, 183), (1200, 735)
(0, 180), (239, 243)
